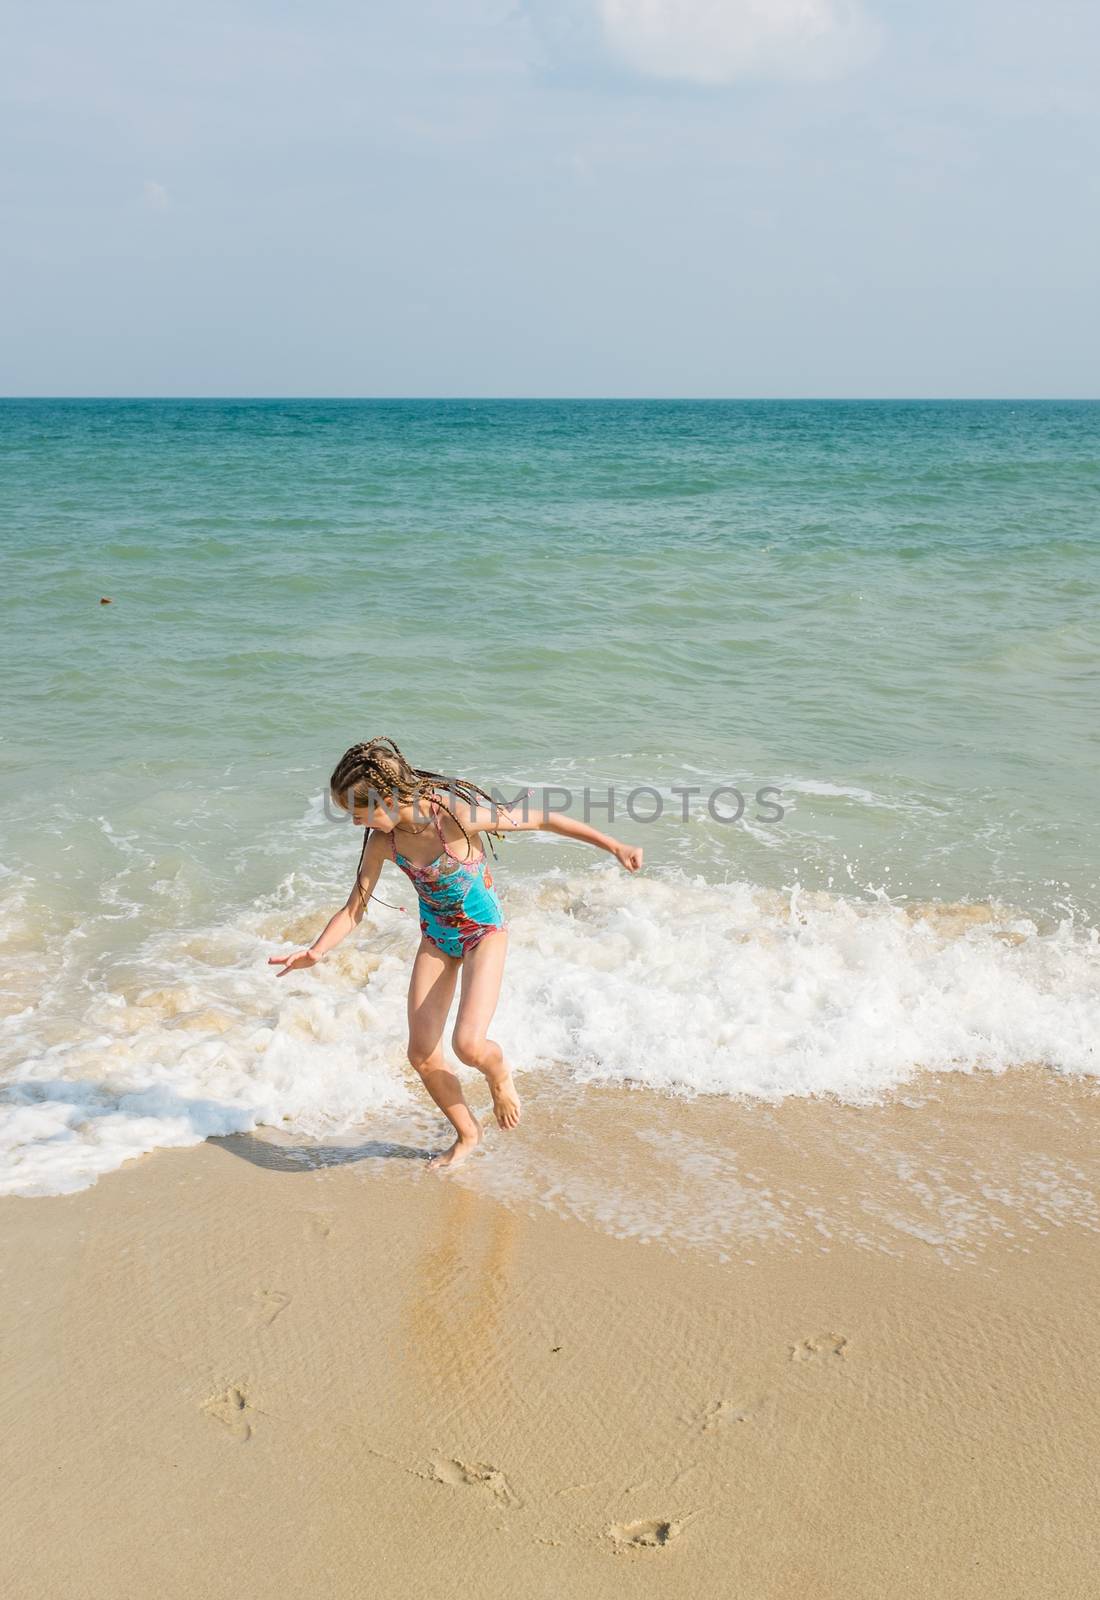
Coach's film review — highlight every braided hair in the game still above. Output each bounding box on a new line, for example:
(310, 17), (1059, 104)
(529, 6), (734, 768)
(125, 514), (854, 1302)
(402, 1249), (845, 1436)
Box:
(329, 736), (506, 915)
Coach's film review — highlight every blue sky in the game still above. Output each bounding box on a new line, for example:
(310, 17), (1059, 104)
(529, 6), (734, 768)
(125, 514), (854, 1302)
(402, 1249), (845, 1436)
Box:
(2, 0), (1098, 396)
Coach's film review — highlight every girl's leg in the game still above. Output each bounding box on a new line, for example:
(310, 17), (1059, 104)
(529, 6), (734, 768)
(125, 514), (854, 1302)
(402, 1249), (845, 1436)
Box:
(450, 930), (521, 1130)
(406, 936), (480, 1169)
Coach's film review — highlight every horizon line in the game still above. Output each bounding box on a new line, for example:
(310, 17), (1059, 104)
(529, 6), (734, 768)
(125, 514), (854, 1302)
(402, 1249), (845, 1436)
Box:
(2, 394), (1098, 404)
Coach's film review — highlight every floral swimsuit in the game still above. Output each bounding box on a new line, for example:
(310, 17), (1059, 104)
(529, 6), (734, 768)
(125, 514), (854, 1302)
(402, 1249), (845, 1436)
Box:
(389, 797), (507, 958)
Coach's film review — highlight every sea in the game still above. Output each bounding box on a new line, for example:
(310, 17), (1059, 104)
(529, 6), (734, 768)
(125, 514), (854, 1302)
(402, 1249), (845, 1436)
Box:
(1, 399), (1097, 1204)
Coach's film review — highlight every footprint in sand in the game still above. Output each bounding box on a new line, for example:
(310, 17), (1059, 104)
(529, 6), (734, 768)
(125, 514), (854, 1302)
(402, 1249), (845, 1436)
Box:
(252, 1288), (291, 1327)
(430, 1456), (521, 1508)
(202, 1383), (256, 1441)
(301, 1211), (333, 1242)
(607, 1517), (690, 1553)
(700, 1394), (771, 1431)
(789, 1332), (848, 1363)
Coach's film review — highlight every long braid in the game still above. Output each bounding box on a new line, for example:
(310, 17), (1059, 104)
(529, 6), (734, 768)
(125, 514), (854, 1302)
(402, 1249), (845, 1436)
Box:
(329, 737), (507, 915)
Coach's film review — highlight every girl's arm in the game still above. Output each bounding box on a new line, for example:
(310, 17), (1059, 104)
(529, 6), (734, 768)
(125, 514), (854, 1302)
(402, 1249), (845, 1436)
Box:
(268, 829), (386, 977)
(458, 798), (644, 873)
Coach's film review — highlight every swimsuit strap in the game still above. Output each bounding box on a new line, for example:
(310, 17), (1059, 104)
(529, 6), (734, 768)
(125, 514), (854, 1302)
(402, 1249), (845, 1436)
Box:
(391, 796), (444, 864)
(430, 795), (449, 850)
(430, 794), (480, 864)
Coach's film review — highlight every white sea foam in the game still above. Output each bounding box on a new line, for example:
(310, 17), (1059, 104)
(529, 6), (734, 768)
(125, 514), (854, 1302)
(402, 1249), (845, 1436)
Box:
(1, 865), (1097, 1197)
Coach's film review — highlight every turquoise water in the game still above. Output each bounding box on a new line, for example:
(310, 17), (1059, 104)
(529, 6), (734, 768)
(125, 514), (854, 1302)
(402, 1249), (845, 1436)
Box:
(2, 400), (1098, 1196)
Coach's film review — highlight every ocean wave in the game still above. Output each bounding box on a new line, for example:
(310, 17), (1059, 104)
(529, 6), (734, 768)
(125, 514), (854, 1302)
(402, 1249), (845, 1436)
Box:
(1, 866), (1097, 1198)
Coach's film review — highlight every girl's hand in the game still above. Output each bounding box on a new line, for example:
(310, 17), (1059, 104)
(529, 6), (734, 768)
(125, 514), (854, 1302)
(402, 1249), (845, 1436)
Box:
(613, 842), (644, 873)
(268, 948), (323, 977)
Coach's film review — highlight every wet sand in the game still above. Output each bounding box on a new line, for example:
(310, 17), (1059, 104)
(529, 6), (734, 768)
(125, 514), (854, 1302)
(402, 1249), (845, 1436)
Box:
(3, 1066), (1100, 1598)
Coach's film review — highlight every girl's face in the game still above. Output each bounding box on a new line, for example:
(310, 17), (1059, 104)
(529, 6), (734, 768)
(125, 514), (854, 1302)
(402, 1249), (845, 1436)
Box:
(338, 790), (400, 831)
(354, 798), (397, 830)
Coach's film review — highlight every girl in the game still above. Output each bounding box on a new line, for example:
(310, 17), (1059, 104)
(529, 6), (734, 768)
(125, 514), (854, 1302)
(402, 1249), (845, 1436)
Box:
(269, 738), (644, 1170)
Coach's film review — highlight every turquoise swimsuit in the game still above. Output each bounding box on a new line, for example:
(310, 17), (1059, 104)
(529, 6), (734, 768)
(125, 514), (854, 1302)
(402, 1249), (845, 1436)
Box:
(389, 797), (507, 958)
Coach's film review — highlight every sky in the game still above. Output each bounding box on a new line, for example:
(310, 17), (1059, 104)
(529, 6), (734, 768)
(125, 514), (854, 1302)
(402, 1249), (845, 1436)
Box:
(2, 0), (1098, 397)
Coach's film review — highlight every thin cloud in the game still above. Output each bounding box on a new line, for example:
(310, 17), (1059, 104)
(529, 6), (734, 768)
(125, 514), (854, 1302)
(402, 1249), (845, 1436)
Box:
(596, 0), (880, 84)
(142, 179), (169, 210)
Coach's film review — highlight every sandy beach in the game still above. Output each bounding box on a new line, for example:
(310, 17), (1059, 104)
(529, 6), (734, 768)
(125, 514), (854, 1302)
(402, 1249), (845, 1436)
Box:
(6, 0), (1099, 1588)
(4, 1065), (1100, 1599)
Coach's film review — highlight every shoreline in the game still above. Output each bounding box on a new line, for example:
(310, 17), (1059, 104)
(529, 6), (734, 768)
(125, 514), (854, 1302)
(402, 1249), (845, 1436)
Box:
(4, 1066), (1100, 1596)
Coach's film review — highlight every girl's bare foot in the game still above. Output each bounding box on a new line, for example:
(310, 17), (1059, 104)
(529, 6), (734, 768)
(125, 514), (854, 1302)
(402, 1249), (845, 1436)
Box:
(427, 1124), (483, 1171)
(486, 1066), (521, 1130)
